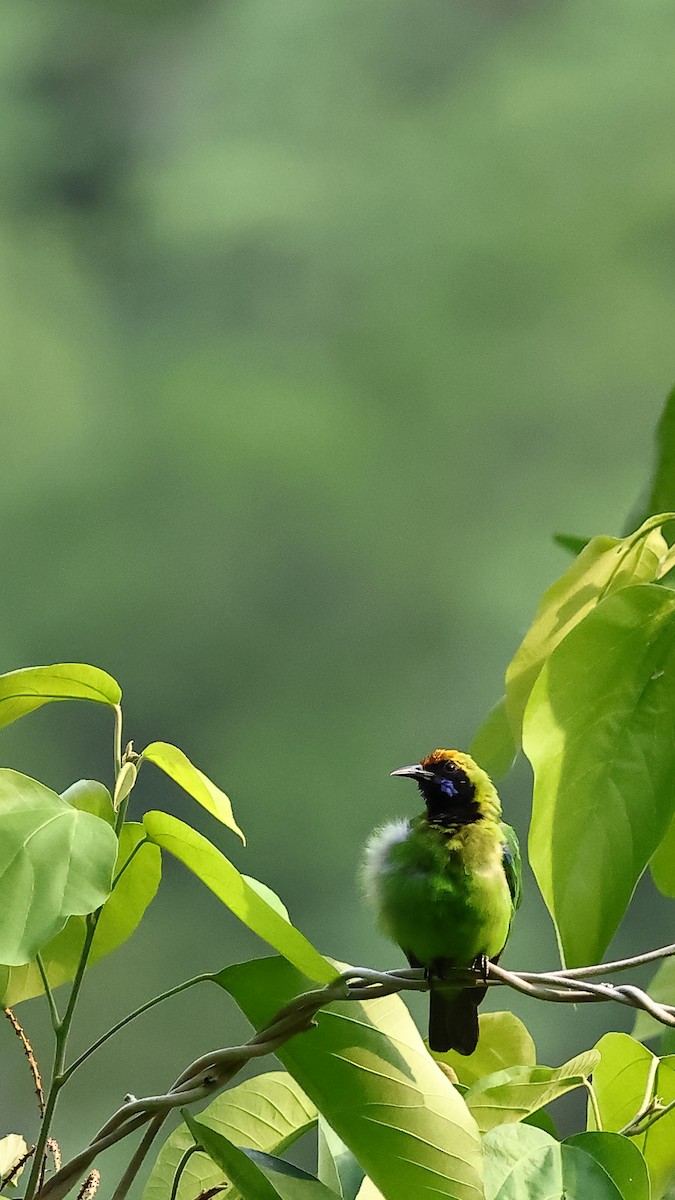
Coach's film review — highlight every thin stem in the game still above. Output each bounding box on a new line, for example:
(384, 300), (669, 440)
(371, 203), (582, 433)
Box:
(169, 1147), (200, 1200)
(62, 973), (216, 1084)
(111, 836), (150, 890)
(25, 915), (101, 1200)
(113, 705), (123, 780)
(584, 1080), (603, 1132)
(618, 1055), (659, 1136)
(35, 957), (61, 1033)
(110, 1113), (167, 1200)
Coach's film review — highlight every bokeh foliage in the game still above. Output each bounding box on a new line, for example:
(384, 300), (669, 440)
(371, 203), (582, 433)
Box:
(2, 0), (675, 1178)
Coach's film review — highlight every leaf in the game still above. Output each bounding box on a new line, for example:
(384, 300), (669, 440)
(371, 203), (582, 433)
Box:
(483, 1125), (629, 1200)
(522, 1109), (558, 1138)
(184, 1114), (285, 1200)
(564, 1133), (650, 1200)
(632, 956), (675, 1043)
(505, 515), (670, 743)
(113, 761), (137, 809)
(144, 1072), (317, 1200)
(591, 1033), (675, 1198)
(524, 584), (675, 966)
(0, 1134), (29, 1185)
(1, 823), (161, 1006)
(431, 1011), (536, 1087)
(0, 663), (121, 730)
(650, 813), (675, 896)
(143, 811), (333, 983)
(469, 698), (517, 782)
(317, 1119), (364, 1200)
(0, 770), (118, 964)
(552, 533), (591, 555)
(142, 741), (245, 843)
(243, 1151), (341, 1200)
(60, 780), (114, 824)
(625, 386), (675, 542)
(463, 1051), (599, 1133)
(482, 1124), (561, 1200)
(217, 955), (484, 1200)
(354, 1183), (383, 1200)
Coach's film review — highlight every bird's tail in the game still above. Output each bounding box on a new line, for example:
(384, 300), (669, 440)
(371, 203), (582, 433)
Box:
(429, 985), (487, 1055)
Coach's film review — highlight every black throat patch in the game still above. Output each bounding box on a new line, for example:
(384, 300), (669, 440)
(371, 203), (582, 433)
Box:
(418, 763), (480, 826)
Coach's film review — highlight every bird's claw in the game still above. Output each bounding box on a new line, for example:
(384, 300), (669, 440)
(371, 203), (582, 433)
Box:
(472, 953), (489, 984)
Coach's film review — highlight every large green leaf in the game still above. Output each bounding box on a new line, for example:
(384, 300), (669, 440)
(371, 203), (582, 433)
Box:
(632, 956), (675, 1043)
(482, 1124), (561, 1199)
(317, 1119), (364, 1200)
(142, 741), (245, 843)
(185, 1116), (339, 1200)
(564, 1133), (650, 1200)
(505, 516), (669, 742)
(483, 1125), (632, 1200)
(431, 1012), (536, 1087)
(217, 956), (484, 1200)
(60, 779), (115, 824)
(524, 584), (675, 966)
(463, 1051), (599, 1134)
(650, 813), (675, 896)
(143, 812), (332, 983)
(0, 770), (118, 964)
(144, 1072), (317, 1200)
(591, 1033), (675, 1198)
(470, 698), (517, 782)
(0, 822), (161, 1005)
(0, 663), (121, 730)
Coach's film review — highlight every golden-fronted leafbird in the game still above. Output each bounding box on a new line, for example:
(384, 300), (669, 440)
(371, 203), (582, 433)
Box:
(363, 749), (521, 1055)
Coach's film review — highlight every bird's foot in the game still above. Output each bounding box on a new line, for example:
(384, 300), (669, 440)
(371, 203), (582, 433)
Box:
(471, 953), (489, 984)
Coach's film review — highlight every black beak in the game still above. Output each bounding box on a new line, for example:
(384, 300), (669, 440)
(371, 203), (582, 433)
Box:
(390, 763), (434, 781)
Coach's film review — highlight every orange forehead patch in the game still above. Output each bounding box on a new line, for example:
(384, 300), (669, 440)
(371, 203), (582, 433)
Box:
(420, 748), (465, 769)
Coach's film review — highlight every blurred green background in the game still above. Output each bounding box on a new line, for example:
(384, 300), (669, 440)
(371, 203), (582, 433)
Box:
(2, 0), (675, 1185)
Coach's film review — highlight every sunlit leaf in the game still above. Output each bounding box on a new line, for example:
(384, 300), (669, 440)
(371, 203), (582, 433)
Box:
(482, 1124), (561, 1199)
(184, 1114), (284, 1200)
(317, 1119), (364, 1200)
(113, 760), (138, 809)
(591, 1033), (675, 1198)
(217, 956), (484, 1200)
(470, 698), (517, 781)
(0, 770), (117, 965)
(142, 741), (245, 843)
(505, 515), (670, 742)
(60, 780), (114, 825)
(143, 811), (332, 983)
(0, 1134), (29, 1186)
(564, 1133), (650, 1200)
(0, 663), (121, 730)
(483, 1124), (631, 1200)
(464, 1051), (599, 1133)
(431, 1011), (536, 1087)
(144, 1072), (317, 1200)
(524, 584), (675, 966)
(1, 823), (161, 1006)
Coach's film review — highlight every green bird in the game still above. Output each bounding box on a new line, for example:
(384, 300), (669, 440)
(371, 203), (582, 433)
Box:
(363, 748), (521, 1055)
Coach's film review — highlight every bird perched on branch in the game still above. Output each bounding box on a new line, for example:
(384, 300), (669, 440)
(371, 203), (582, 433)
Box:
(363, 749), (521, 1055)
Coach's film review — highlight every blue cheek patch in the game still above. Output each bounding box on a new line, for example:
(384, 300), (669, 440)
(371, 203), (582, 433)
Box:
(438, 779), (458, 798)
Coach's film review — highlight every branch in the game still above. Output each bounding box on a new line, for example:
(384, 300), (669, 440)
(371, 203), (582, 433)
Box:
(38, 942), (675, 1200)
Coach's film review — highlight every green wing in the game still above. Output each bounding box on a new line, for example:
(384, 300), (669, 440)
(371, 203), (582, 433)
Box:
(499, 821), (522, 913)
